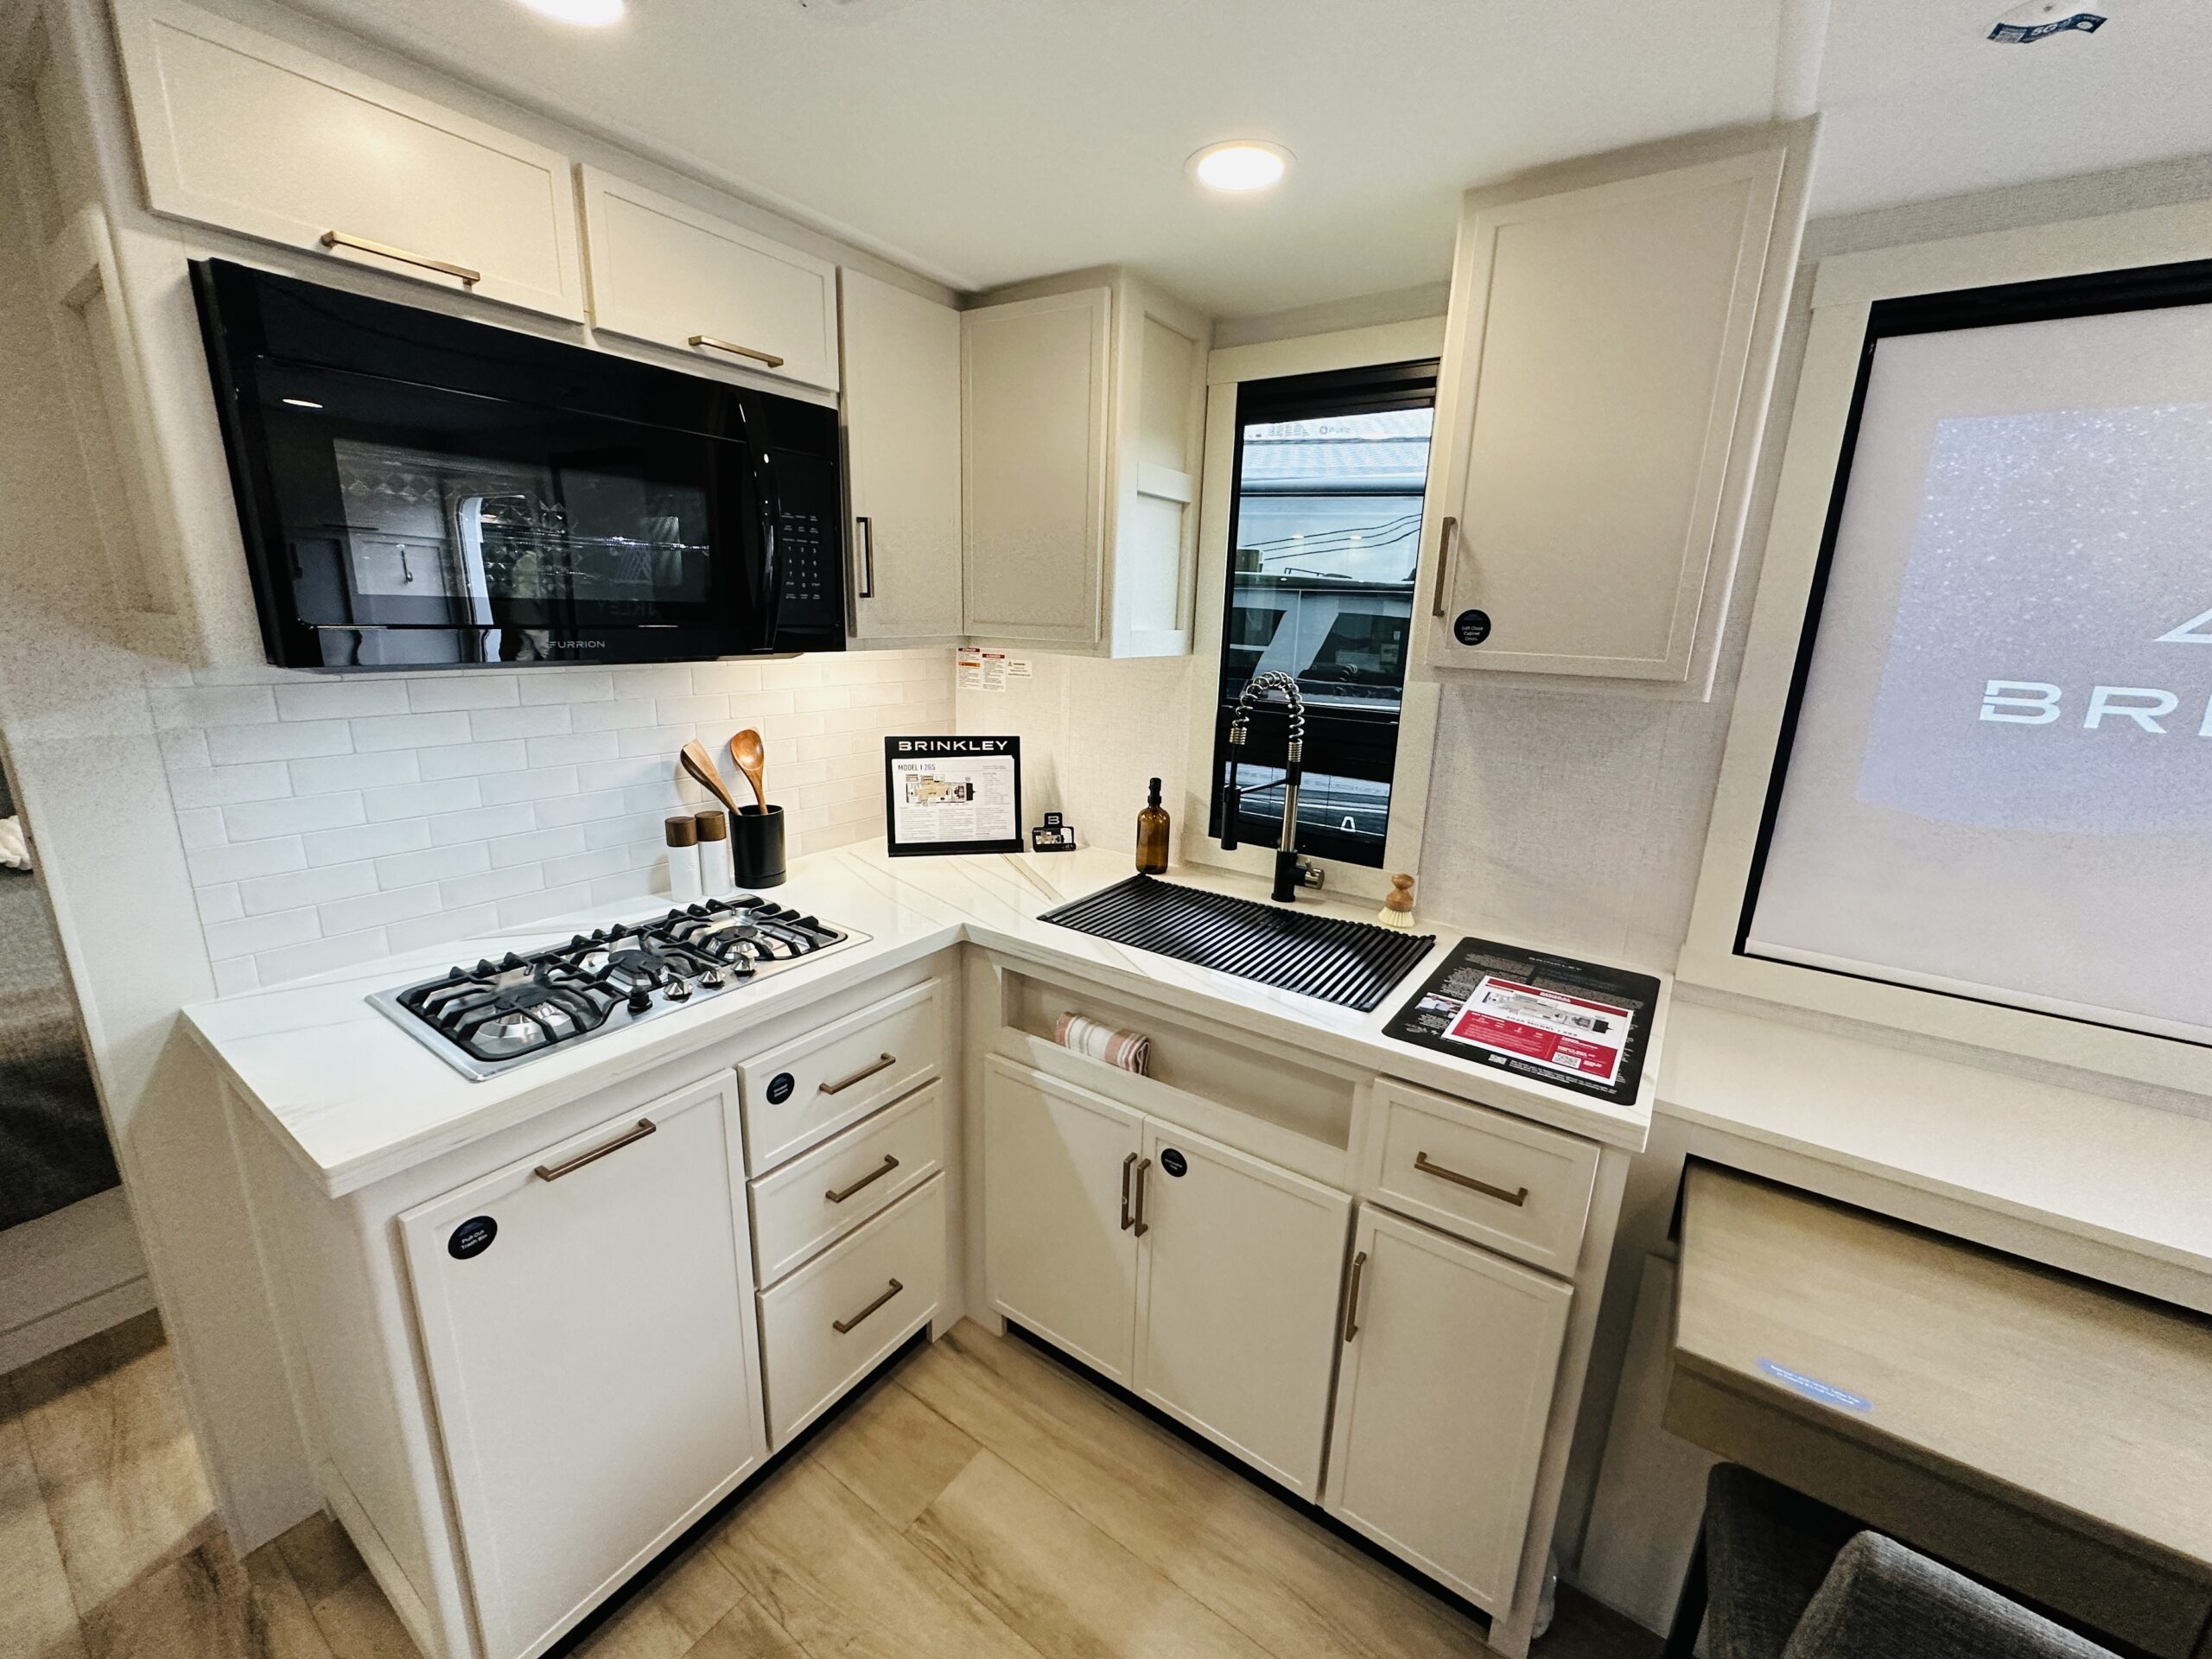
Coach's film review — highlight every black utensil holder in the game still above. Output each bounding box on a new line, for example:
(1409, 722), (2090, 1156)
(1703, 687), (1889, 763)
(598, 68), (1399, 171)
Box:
(733, 804), (786, 888)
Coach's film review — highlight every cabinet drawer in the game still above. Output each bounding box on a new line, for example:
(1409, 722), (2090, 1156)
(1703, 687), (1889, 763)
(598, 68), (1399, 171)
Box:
(738, 979), (944, 1173)
(1367, 1081), (1597, 1275)
(580, 166), (838, 391)
(758, 1173), (944, 1446)
(113, 0), (583, 319)
(750, 1083), (944, 1287)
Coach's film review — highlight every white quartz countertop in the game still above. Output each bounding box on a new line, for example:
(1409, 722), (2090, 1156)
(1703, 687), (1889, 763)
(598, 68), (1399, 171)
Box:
(1659, 999), (2212, 1289)
(183, 845), (1666, 1198)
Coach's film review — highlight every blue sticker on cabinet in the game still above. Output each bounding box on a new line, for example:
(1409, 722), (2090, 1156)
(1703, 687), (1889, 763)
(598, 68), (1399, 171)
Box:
(448, 1216), (497, 1260)
(1757, 1358), (1871, 1412)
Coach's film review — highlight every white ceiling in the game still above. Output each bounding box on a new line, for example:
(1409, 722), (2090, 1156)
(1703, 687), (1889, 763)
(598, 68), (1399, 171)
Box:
(280, 0), (2212, 319)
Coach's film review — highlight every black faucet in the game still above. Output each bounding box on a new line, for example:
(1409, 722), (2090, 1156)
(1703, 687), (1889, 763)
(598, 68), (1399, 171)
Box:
(1219, 671), (1318, 903)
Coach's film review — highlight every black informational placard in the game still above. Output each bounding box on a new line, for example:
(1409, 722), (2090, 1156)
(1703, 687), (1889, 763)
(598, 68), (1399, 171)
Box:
(1383, 937), (1662, 1105)
(882, 735), (1024, 857)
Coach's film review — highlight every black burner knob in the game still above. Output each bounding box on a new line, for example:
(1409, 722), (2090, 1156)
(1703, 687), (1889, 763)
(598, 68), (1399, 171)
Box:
(626, 988), (653, 1015)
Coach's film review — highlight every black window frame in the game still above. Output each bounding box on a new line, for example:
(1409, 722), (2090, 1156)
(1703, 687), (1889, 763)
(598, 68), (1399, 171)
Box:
(1206, 359), (1438, 868)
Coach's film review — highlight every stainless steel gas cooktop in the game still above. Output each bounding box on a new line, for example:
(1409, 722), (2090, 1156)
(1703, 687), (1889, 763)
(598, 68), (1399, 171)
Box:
(368, 895), (868, 1080)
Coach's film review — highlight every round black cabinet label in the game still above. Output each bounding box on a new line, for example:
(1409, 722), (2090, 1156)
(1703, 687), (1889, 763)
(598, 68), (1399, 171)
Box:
(1452, 609), (1493, 647)
(1160, 1148), (1188, 1178)
(766, 1071), (797, 1104)
(448, 1216), (498, 1260)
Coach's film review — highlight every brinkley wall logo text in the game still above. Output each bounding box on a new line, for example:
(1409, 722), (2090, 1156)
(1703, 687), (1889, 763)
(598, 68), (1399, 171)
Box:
(1979, 607), (2212, 734)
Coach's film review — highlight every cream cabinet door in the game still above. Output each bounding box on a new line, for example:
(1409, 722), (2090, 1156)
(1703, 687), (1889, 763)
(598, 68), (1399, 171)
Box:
(1133, 1122), (1351, 1499)
(579, 166), (838, 391)
(840, 270), (963, 643)
(981, 1058), (1141, 1383)
(1423, 130), (1802, 682)
(398, 1075), (766, 1659)
(1324, 1206), (1571, 1616)
(961, 288), (1110, 645)
(111, 0), (584, 318)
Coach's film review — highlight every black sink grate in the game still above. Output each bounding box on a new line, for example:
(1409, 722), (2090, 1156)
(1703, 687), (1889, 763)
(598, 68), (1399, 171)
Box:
(1039, 875), (1436, 1013)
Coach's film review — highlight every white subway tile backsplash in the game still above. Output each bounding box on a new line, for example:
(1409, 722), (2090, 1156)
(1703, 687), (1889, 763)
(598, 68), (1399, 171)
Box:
(365, 779), (482, 822)
(376, 842), (491, 890)
(206, 720), (353, 765)
(302, 818), (432, 868)
(275, 680), (409, 721)
(429, 804), (537, 846)
(161, 653), (955, 986)
(188, 837), (307, 886)
(238, 861), (377, 917)
(479, 767), (580, 806)
(352, 712), (473, 752)
(292, 749), (418, 796)
(320, 883), (442, 937)
(488, 824), (586, 868)
(519, 670), (613, 705)
(407, 676), (520, 712)
(468, 703), (570, 741)
(418, 740), (531, 780)
(221, 792), (365, 842)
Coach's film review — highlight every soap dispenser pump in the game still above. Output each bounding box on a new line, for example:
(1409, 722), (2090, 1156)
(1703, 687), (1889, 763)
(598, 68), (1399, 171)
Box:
(1135, 777), (1170, 874)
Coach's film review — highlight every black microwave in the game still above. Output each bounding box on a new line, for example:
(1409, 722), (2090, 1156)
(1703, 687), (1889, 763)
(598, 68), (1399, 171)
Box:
(192, 259), (845, 670)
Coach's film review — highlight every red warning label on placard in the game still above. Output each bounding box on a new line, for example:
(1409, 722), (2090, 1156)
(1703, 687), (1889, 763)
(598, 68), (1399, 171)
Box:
(1443, 976), (1633, 1086)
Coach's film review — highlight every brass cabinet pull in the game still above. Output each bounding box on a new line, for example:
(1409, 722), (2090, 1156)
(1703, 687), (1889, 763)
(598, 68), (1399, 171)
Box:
(825, 1155), (899, 1205)
(1342, 1249), (1369, 1343)
(320, 230), (480, 288)
(819, 1052), (896, 1095)
(533, 1118), (656, 1181)
(1414, 1150), (1529, 1207)
(689, 334), (786, 369)
(1428, 514), (1458, 618)
(1119, 1152), (1138, 1230)
(1131, 1157), (1152, 1237)
(855, 515), (876, 600)
(832, 1277), (903, 1334)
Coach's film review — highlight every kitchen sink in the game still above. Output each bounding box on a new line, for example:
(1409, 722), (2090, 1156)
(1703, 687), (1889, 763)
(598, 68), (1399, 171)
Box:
(1039, 874), (1436, 1013)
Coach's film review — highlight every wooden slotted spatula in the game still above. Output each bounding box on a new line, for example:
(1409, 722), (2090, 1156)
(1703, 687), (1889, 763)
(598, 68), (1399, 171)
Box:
(728, 728), (768, 812)
(678, 739), (746, 818)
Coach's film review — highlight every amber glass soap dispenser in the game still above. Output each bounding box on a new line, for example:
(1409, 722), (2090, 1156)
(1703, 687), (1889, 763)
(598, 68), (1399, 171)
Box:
(1135, 777), (1170, 874)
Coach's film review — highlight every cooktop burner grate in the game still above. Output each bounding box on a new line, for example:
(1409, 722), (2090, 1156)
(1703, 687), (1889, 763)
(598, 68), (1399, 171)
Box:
(1039, 875), (1435, 1013)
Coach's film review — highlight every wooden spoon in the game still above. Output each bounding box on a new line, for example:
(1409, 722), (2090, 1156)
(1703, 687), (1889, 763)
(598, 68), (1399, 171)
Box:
(728, 728), (768, 812)
(678, 739), (745, 818)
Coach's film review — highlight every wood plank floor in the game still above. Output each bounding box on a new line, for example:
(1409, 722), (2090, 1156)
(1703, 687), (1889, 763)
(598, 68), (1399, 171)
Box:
(0, 1313), (1657, 1659)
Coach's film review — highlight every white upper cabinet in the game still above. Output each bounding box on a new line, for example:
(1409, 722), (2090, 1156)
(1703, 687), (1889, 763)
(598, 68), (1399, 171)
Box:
(579, 165), (840, 391)
(840, 269), (964, 644)
(1419, 121), (1815, 691)
(110, 0), (586, 319)
(962, 270), (1209, 656)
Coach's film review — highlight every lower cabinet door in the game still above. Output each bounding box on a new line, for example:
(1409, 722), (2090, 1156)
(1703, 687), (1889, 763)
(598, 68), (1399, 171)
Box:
(1134, 1122), (1351, 1498)
(982, 1057), (1141, 1383)
(1323, 1206), (1572, 1616)
(398, 1074), (765, 1659)
(758, 1173), (945, 1446)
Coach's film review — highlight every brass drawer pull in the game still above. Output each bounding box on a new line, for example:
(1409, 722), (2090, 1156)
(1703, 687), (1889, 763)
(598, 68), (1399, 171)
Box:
(320, 230), (480, 288)
(820, 1052), (896, 1096)
(690, 334), (786, 369)
(1427, 515), (1458, 618)
(832, 1277), (903, 1334)
(1131, 1157), (1152, 1237)
(1119, 1152), (1138, 1231)
(1342, 1249), (1369, 1343)
(1414, 1150), (1529, 1207)
(533, 1118), (656, 1181)
(825, 1155), (899, 1205)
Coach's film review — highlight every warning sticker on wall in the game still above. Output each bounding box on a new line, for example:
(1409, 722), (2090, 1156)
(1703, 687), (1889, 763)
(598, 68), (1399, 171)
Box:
(1440, 976), (1633, 1087)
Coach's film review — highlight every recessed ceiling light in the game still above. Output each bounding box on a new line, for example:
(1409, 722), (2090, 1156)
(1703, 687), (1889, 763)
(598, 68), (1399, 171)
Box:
(517, 0), (626, 25)
(1190, 142), (1291, 194)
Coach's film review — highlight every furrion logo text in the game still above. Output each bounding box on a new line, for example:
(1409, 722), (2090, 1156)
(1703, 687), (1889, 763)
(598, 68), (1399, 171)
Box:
(1980, 607), (2212, 734)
